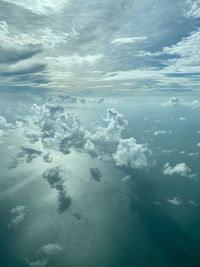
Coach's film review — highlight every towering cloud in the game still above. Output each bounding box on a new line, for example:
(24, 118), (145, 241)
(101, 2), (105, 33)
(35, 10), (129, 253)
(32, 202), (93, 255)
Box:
(113, 138), (149, 169)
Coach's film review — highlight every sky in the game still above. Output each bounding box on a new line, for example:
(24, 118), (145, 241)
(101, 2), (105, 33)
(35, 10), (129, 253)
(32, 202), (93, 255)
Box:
(0, 0), (200, 94)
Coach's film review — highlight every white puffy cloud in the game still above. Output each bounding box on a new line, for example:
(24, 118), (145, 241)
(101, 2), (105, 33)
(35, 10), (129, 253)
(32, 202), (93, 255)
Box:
(121, 175), (131, 182)
(187, 151), (199, 157)
(27, 104), (86, 154)
(84, 140), (97, 157)
(12, 103), (150, 171)
(90, 108), (128, 143)
(163, 97), (200, 109)
(0, 116), (12, 140)
(111, 37), (147, 45)
(8, 205), (27, 228)
(166, 196), (182, 206)
(162, 149), (175, 154)
(38, 243), (62, 256)
(179, 117), (186, 121)
(29, 243), (62, 267)
(154, 130), (172, 136)
(113, 138), (149, 169)
(162, 97), (179, 106)
(162, 162), (192, 177)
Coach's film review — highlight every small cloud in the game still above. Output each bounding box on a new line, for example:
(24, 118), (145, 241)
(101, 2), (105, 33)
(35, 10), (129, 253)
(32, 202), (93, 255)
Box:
(163, 97), (179, 106)
(162, 149), (175, 154)
(188, 200), (198, 207)
(179, 117), (186, 121)
(28, 243), (62, 267)
(154, 130), (172, 136)
(166, 197), (182, 206)
(162, 162), (192, 177)
(38, 243), (62, 257)
(121, 175), (131, 182)
(8, 205), (27, 228)
(187, 152), (199, 157)
(84, 140), (97, 157)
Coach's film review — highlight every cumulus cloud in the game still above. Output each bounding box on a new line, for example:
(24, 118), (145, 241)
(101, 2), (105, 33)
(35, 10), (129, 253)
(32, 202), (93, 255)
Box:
(163, 97), (200, 109)
(162, 149), (175, 154)
(8, 205), (27, 228)
(154, 130), (172, 136)
(0, 115), (12, 139)
(43, 167), (71, 212)
(90, 108), (128, 143)
(162, 162), (192, 177)
(163, 97), (179, 106)
(84, 140), (97, 157)
(27, 104), (86, 154)
(113, 138), (149, 169)
(13, 104), (150, 170)
(187, 151), (199, 157)
(28, 243), (62, 267)
(121, 175), (131, 182)
(179, 117), (186, 121)
(166, 197), (182, 206)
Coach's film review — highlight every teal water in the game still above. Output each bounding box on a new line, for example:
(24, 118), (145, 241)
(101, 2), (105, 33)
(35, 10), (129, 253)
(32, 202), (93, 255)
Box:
(0, 94), (200, 267)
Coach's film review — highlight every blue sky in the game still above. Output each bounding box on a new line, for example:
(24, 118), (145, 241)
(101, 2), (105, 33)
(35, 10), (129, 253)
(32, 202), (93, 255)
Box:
(0, 0), (200, 93)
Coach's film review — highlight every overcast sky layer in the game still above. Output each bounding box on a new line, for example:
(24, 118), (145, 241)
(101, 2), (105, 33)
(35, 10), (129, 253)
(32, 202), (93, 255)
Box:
(0, 0), (200, 93)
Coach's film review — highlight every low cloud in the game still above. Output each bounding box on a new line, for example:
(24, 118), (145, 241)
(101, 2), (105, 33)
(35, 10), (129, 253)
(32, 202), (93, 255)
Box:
(90, 108), (128, 143)
(8, 205), (27, 228)
(113, 138), (149, 169)
(166, 196), (182, 206)
(8, 103), (151, 172)
(163, 97), (200, 109)
(162, 162), (192, 177)
(154, 130), (172, 136)
(162, 97), (179, 106)
(28, 243), (62, 267)
(0, 115), (12, 139)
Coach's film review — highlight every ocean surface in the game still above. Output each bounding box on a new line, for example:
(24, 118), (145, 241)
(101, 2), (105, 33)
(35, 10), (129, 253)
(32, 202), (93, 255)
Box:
(0, 93), (200, 267)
